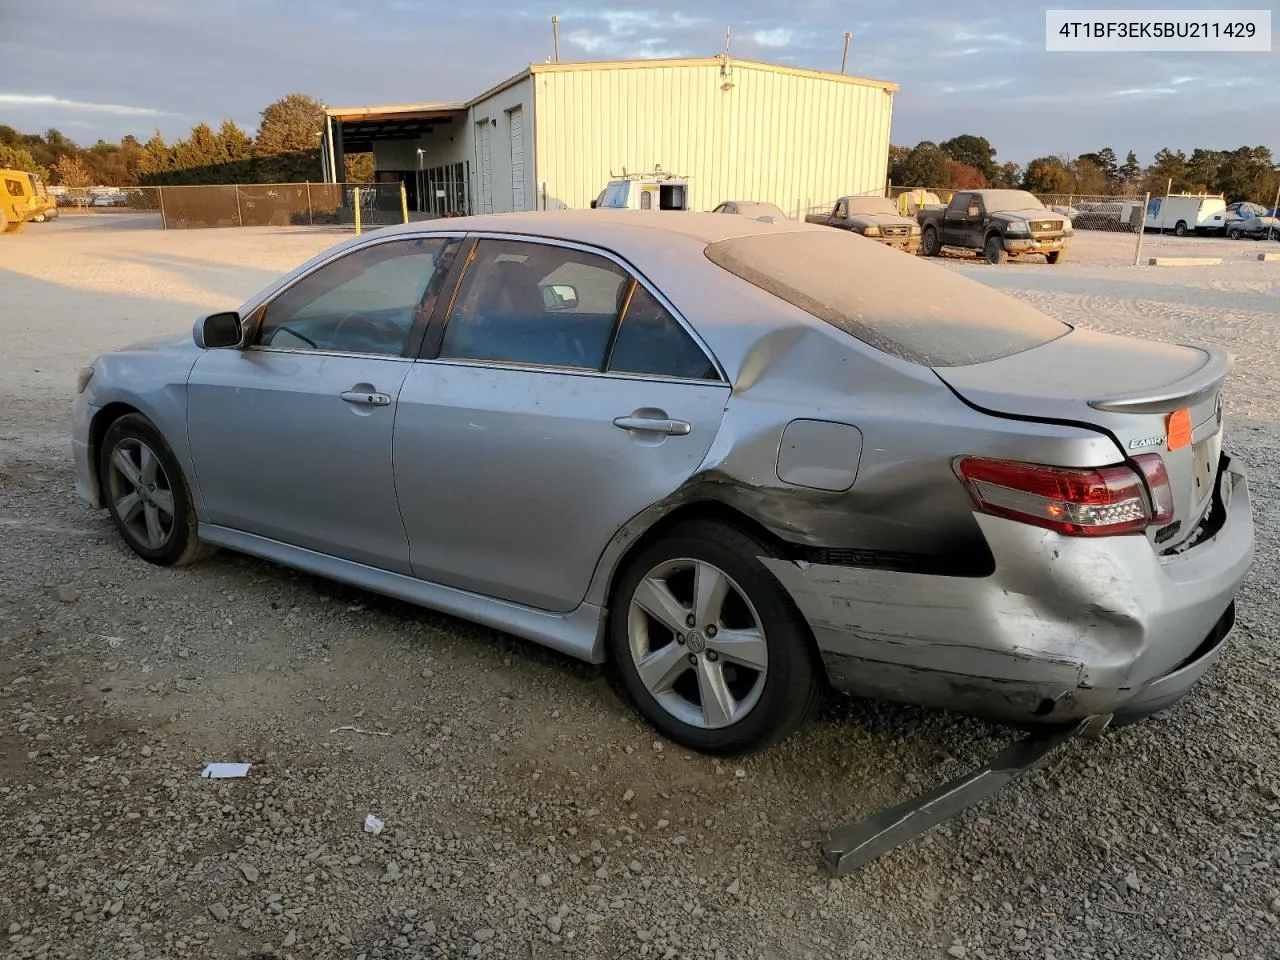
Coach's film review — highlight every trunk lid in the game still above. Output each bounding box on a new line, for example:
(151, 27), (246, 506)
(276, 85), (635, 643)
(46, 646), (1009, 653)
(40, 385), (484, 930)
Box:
(935, 328), (1230, 550)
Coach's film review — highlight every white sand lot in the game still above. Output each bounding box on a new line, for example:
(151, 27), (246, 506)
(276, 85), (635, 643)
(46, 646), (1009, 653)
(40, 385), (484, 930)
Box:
(2, 216), (1279, 959)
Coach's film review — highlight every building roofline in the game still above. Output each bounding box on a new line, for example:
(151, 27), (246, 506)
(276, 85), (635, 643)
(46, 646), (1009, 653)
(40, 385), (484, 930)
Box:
(529, 56), (898, 92)
(326, 54), (897, 124)
(326, 102), (469, 121)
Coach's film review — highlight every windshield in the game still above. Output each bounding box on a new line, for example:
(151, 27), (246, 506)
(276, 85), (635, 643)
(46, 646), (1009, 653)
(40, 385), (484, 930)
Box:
(703, 230), (1069, 367)
(979, 190), (1046, 213)
(844, 197), (897, 216)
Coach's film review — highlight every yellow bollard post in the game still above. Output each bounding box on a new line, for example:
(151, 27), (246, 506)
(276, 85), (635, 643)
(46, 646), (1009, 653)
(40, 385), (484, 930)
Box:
(400, 183), (409, 224)
(353, 186), (362, 235)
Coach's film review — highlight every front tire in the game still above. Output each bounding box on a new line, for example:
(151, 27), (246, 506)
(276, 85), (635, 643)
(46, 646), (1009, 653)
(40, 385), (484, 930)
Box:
(1047, 250), (1066, 264)
(920, 226), (940, 257)
(99, 413), (213, 567)
(984, 235), (1008, 265)
(608, 520), (822, 755)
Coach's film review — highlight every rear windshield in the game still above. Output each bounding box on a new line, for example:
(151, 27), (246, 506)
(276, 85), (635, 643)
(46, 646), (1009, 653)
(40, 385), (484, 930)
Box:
(703, 230), (1069, 367)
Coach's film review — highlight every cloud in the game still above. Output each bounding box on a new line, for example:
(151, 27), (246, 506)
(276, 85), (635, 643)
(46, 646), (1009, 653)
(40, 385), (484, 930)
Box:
(1, 0), (1276, 165)
(0, 93), (168, 116)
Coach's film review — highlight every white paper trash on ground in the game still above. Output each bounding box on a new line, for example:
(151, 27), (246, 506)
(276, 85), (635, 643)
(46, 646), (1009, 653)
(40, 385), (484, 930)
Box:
(364, 813), (385, 835)
(201, 762), (251, 779)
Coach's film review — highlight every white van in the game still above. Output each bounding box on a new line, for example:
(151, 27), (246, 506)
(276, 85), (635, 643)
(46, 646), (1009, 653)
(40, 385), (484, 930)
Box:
(1144, 194), (1227, 236)
(590, 169), (690, 212)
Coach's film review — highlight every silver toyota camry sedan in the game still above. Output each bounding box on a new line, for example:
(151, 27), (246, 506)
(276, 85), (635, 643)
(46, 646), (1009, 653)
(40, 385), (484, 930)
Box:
(72, 210), (1254, 754)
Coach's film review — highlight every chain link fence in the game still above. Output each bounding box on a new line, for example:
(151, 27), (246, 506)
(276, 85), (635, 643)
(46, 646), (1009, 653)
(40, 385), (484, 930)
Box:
(49, 183), (411, 232)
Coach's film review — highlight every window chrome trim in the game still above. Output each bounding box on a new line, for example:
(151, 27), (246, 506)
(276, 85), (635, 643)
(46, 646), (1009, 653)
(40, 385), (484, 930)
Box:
(243, 346), (417, 362)
(412, 354), (733, 388)
(441, 230), (728, 383)
(243, 230), (469, 355)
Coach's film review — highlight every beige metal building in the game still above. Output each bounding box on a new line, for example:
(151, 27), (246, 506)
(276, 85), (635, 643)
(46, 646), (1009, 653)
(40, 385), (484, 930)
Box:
(322, 56), (897, 217)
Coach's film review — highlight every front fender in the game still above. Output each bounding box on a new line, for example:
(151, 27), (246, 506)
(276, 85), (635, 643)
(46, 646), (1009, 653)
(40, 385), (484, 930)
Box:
(81, 349), (207, 520)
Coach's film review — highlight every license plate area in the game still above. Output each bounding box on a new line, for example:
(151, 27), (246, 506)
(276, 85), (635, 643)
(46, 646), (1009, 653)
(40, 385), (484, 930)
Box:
(1191, 431), (1221, 514)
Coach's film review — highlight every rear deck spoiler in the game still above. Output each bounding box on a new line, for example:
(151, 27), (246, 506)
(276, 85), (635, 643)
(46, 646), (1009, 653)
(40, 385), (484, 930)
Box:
(1087, 345), (1233, 414)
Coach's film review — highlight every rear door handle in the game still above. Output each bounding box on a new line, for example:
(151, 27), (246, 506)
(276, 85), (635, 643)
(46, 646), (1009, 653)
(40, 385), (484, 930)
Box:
(340, 390), (391, 407)
(613, 415), (691, 436)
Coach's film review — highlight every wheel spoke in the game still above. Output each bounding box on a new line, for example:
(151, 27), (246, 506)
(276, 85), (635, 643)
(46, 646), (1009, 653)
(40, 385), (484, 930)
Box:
(633, 576), (690, 636)
(139, 445), (159, 485)
(693, 561), (730, 627)
(696, 657), (737, 727)
(143, 503), (165, 548)
(150, 488), (175, 518)
(707, 627), (767, 671)
(115, 491), (143, 523)
(636, 640), (689, 695)
(112, 447), (140, 486)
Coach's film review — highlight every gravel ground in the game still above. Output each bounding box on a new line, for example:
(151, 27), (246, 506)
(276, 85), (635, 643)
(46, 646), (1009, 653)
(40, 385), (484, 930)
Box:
(2, 217), (1279, 960)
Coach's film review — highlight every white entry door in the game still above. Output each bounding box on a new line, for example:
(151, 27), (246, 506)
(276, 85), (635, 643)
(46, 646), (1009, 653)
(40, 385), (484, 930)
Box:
(508, 106), (527, 211)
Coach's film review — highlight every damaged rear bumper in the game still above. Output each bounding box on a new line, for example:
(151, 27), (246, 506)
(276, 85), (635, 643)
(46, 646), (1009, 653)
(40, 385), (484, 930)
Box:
(761, 456), (1253, 726)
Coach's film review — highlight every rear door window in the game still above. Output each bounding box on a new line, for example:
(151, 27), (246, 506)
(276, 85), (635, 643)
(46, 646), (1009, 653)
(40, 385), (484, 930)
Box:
(704, 230), (1069, 367)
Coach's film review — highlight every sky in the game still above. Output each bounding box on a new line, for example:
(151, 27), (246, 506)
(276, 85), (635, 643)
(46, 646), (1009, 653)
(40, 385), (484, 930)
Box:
(1, 0), (1277, 165)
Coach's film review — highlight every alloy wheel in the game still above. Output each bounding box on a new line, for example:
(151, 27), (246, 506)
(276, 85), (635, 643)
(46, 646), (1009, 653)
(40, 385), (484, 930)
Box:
(626, 558), (768, 729)
(106, 438), (176, 550)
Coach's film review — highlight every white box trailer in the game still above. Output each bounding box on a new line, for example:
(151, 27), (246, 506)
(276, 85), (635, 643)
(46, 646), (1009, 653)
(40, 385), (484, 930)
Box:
(1145, 194), (1226, 236)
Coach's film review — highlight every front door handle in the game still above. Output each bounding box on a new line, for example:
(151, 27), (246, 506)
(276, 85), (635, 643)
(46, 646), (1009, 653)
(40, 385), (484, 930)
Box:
(340, 390), (391, 407)
(613, 414), (691, 436)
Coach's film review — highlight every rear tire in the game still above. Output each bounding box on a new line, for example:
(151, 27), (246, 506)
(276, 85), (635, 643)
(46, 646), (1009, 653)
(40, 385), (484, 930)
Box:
(98, 413), (214, 567)
(984, 235), (1008, 265)
(1173, 220), (1188, 237)
(607, 520), (822, 755)
(920, 226), (941, 257)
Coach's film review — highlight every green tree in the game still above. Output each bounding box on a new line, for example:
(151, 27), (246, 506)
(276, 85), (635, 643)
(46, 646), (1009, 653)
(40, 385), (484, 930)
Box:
(1078, 147), (1119, 191)
(172, 122), (221, 177)
(344, 153), (375, 182)
(1144, 148), (1190, 195)
(890, 141), (949, 188)
(0, 142), (41, 174)
(994, 161), (1022, 188)
(1185, 148), (1224, 192)
(1022, 156), (1072, 194)
(1069, 157), (1107, 195)
(137, 131), (174, 183)
(255, 93), (325, 181)
(939, 134), (998, 184)
(216, 120), (253, 164)
(1216, 146), (1279, 203)
(1119, 150), (1141, 184)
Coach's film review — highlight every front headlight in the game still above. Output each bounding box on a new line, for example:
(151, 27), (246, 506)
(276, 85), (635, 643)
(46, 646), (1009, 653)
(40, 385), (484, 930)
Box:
(76, 366), (95, 394)
(910, 224), (921, 235)
(862, 225), (881, 237)
(1005, 221), (1030, 234)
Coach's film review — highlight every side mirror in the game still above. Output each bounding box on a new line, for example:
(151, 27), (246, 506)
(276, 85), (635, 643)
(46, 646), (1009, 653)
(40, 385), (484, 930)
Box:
(542, 284), (579, 311)
(193, 311), (244, 349)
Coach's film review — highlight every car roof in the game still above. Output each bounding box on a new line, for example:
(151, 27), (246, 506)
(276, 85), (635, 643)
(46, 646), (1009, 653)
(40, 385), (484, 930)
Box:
(376, 209), (814, 245)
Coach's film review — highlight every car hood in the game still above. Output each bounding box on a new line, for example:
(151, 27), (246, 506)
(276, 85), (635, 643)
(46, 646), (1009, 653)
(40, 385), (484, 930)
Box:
(990, 208), (1058, 222)
(848, 213), (916, 228)
(117, 331), (198, 355)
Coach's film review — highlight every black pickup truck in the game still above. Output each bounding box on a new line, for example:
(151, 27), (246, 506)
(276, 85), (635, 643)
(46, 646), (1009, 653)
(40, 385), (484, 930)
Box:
(917, 189), (1071, 265)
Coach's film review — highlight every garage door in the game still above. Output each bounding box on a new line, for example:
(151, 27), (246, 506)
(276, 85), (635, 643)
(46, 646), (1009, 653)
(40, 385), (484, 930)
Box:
(509, 106), (526, 211)
(477, 120), (493, 214)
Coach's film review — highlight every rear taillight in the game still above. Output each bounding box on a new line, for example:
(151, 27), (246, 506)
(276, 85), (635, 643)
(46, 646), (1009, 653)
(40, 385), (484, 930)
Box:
(955, 457), (1167, 537)
(1130, 453), (1176, 524)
